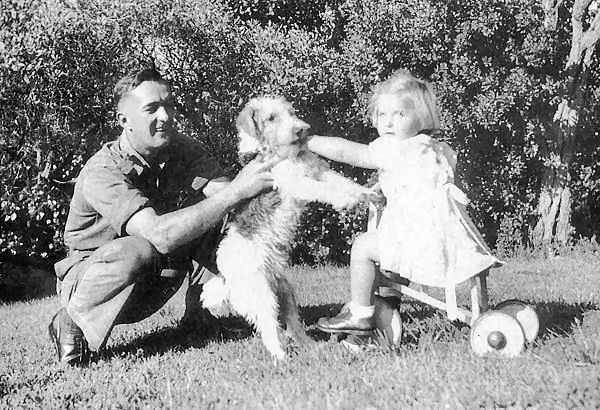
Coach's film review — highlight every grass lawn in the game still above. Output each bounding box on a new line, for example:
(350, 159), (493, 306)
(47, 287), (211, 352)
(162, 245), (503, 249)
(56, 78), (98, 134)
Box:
(1, 252), (600, 409)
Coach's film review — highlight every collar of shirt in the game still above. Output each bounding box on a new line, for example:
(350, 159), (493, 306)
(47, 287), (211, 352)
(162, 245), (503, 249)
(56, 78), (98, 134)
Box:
(118, 131), (170, 178)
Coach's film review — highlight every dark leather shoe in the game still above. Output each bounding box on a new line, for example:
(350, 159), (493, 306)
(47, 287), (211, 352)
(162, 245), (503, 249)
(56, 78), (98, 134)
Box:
(317, 306), (375, 335)
(48, 308), (90, 366)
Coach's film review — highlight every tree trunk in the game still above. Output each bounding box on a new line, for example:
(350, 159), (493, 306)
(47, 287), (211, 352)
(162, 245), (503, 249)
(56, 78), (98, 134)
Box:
(533, 163), (572, 246)
(533, 0), (600, 249)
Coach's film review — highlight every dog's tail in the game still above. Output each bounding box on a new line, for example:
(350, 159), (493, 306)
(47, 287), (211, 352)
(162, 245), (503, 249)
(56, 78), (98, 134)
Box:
(200, 276), (233, 317)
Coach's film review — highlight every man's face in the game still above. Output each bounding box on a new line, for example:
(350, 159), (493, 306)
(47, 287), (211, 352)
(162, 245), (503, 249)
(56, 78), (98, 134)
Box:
(118, 80), (175, 155)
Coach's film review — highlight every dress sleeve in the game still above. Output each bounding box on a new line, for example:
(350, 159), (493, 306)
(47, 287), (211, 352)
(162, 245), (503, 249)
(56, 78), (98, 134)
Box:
(368, 137), (398, 170)
(433, 140), (457, 182)
(440, 142), (457, 173)
(81, 165), (151, 236)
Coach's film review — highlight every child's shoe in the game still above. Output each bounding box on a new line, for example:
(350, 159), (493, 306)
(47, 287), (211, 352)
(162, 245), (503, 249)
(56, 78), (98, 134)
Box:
(317, 304), (375, 335)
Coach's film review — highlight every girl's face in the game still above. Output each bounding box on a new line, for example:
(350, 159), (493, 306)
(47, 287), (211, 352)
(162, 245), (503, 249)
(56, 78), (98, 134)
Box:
(374, 93), (422, 141)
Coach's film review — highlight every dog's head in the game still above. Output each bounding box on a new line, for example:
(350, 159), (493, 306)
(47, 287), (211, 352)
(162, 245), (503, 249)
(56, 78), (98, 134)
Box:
(236, 97), (310, 164)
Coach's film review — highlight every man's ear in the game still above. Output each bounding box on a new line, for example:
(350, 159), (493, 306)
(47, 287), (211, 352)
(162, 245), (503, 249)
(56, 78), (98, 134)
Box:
(116, 110), (128, 128)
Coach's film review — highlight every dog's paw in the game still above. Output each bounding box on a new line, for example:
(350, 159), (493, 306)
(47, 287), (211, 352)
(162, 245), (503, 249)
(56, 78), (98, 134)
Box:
(270, 347), (287, 363)
(200, 276), (233, 318)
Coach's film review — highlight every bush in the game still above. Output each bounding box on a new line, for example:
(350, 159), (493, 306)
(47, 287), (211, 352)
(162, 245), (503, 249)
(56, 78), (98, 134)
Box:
(1, 0), (599, 266)
(1, 0), (131, 260)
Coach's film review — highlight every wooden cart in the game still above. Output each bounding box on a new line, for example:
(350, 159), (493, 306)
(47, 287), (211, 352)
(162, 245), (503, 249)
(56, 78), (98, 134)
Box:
(367, 205), (539, 357)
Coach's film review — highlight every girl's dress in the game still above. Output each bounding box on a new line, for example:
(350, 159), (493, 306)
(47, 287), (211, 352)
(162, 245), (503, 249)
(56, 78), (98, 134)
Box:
(369, 133), (501, 287)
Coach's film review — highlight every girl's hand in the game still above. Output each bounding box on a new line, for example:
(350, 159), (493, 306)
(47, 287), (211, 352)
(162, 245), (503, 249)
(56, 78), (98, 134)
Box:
(368, 184), (386, 210)
(305, 135), (324, 153)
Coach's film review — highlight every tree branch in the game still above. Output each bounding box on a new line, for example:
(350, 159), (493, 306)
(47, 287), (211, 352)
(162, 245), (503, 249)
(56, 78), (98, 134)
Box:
(581, 7), (600, 53)
(567, 0), (600, 65)
(542, 0), (565, 30)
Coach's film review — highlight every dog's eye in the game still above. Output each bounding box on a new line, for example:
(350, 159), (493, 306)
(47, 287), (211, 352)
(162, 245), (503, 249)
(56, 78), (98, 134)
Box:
(268, 114), (276, 122)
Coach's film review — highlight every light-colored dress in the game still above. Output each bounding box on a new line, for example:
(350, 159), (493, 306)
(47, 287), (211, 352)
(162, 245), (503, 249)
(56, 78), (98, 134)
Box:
(369, 134), (501, 287)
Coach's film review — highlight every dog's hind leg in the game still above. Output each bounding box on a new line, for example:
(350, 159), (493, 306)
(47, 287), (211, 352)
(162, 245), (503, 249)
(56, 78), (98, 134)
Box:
(229, 273), (287, 360)
(253, 286), (287, 360)
(256, 319), (286, 361)
(277, 277), (313, 346)
(217, 231), (287, 360)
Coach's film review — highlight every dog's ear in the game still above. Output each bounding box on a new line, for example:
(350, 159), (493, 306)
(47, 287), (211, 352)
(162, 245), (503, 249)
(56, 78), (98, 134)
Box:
(236, 99), (263, 156)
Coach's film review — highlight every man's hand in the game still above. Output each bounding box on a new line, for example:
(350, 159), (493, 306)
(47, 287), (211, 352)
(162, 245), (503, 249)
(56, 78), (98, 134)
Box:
(227, 157), (279, 201)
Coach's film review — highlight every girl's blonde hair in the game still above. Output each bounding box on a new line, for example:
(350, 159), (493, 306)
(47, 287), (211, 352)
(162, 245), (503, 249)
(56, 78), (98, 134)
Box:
(367, 69), (440, 133)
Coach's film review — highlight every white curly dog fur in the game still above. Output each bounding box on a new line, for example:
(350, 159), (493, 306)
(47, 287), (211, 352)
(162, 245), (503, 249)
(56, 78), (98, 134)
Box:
(200, 96), (371, 360)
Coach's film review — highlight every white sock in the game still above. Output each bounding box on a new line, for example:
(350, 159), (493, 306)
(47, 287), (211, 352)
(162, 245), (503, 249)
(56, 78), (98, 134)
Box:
(349, 301), (375, 318)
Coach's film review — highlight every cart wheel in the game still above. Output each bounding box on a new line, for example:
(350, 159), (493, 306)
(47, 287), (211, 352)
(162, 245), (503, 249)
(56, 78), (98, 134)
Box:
(470, 311), (525, 357)
(494, 299), (539, 343)
(374, 296), (402, 347)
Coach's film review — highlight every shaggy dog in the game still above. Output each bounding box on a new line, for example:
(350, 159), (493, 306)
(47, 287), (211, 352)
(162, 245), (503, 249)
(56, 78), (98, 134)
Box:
(200, 97), (371, 360)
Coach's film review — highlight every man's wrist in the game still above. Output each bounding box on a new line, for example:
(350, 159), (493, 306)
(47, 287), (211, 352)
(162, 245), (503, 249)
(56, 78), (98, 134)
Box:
(203, 179), (231, 198)
(211, 184), (243, 210)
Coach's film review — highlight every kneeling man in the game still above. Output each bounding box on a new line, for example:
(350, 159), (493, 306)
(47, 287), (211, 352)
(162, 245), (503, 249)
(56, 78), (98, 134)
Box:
(50, 68), (275, 366)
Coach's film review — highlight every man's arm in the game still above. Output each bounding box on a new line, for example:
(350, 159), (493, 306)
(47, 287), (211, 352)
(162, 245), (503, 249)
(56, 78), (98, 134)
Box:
(307, 136), (376, 169)
(126, 158), (275, 254)
(202, 176), (231, 198)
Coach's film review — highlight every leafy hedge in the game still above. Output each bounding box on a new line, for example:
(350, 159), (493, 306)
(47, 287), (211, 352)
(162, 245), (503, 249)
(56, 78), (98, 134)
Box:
(1, 0), (599, 267)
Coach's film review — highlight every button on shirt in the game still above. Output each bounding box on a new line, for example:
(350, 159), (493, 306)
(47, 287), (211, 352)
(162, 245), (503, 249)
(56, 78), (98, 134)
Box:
(63, 132), (226, 252)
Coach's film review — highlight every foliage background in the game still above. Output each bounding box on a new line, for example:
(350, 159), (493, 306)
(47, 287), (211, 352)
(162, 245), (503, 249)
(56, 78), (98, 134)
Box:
(1, 0), (599, 267)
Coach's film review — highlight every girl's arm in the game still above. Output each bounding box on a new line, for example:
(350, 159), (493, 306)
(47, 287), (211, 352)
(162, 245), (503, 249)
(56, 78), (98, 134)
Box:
(307, 136), (377, 169)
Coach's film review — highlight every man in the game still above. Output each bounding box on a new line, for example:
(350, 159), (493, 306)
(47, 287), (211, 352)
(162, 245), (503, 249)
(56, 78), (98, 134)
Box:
(49, 68), (275, 366)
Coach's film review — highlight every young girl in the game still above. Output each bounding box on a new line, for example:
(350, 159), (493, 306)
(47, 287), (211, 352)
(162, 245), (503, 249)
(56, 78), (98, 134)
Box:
(309, 69), (502, 335)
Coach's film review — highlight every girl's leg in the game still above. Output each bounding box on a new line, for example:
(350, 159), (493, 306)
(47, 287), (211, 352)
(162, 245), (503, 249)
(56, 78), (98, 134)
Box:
(317, 232), (380, 333)
(350, 231), (380, 307)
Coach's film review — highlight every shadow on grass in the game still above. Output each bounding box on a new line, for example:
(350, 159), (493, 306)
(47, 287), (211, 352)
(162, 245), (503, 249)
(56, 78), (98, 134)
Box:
(107, 301), (428, 358)
(534, 300), (599, 338)
(102, 316), (254, 361)
(0, 267), (56, 304)
(300, 303), (345, 342)
(106, 303), (372, 360)
(93, 298), (598, 362)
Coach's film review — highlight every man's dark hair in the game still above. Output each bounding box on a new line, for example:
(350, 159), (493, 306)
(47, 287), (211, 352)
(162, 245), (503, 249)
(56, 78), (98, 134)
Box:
(113, 67), (169, 107)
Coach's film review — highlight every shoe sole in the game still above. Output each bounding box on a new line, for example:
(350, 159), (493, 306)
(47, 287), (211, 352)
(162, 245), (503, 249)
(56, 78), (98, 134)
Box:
(316, 323), (374, 336)
(341, 340), (379, 353)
